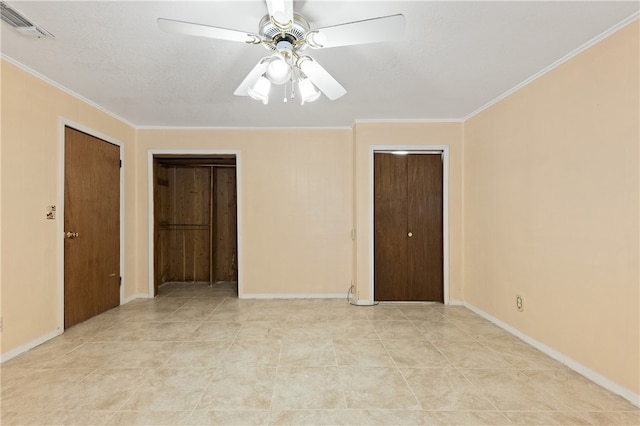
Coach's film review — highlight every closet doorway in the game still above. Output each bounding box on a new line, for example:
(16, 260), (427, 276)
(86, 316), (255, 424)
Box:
(152, 155), (238, 296)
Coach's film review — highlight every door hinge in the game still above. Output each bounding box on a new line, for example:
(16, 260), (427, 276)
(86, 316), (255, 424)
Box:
(119, 276), (122, 286)
(119, 160), (122, 168)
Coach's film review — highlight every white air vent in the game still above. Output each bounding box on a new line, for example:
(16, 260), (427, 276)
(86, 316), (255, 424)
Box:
(1, 1), (54, 38)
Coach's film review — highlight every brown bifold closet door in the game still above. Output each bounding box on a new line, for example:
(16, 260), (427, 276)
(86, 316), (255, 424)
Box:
(374, 152), (443, 302)
(64, 126), (120, 328)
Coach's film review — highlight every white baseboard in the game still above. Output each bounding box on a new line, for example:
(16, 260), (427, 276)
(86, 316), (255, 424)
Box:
(2, 294), (150, 363)
(463, 301), (640, 408)
(126, 291), (348, 301)
(240, 293), (346, 299)
(349, 295), (376, 306)
(1, 328), (63, 364)
(121, 293), (152, 304)
(350, 298), (462, 306)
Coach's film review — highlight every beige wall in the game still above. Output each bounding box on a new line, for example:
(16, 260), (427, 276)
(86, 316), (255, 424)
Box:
(463, 21), (639, 395)
(135, 129), (353, 297)
(353, 122), (465, 302)
(0, 60), (137, 354)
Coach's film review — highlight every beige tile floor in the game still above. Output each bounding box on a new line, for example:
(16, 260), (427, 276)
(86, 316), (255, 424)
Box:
(1, 282), (638, 425)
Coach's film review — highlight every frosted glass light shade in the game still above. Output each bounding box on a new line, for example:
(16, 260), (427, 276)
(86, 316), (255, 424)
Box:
(298, 78), (321, 104)
(248, 76), (271, 104)
(266, 54), (291, 85)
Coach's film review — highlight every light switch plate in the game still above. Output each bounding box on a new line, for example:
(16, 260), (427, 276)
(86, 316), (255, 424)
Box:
(46, 205), (56, 219)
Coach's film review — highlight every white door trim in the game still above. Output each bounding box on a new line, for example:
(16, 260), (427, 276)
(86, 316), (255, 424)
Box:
(369, 145), (450, 304)
(58, 118), (126, 331)
(147, 149), (242, 297)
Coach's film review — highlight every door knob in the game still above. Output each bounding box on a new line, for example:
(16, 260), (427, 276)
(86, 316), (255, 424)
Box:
(408, 232), (413, 237)
(65, 232), (79, 238)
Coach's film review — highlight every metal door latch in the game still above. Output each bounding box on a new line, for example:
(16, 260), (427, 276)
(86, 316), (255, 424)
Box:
(65, 232), (79, 238)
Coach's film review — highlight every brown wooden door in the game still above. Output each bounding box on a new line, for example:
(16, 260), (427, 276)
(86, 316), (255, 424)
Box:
(64, 127), (120, 328)
(374, 153), (443, 302)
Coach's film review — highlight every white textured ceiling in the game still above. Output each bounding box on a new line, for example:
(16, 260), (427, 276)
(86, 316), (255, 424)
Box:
(1, 1), (638, 128)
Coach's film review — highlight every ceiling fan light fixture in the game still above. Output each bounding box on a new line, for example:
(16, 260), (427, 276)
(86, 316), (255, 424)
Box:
(266, 53), (291, 84)
(248, 75), (271, 104)
(298, 78), (321, 105)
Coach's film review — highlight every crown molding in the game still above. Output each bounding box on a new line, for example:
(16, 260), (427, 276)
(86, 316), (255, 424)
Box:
(354, 118), (464, 124)
(1, 53), (137, 129)
(463, 11), (640, 122)
(136, 125), (353, 131)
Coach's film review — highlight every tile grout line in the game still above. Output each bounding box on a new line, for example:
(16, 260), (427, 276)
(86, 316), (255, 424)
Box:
(374, 307), (424, 411)
(329, 309), (350, 414)
(265, 308), (286, 426)
(451, 324), (577, 422)
(408, 312), (507, 416)
(173, 295), (235, 424)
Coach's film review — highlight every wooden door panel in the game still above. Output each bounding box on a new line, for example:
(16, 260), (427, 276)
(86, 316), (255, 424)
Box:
(64, 127), (120, 328)
(178, 167), (210, 282)
(214, 168), (238, 281)
(374, 153), (408, 301)
(156, 166), (211, 283)
(408, 154), (443, 302)
(153, 162), (170, 295)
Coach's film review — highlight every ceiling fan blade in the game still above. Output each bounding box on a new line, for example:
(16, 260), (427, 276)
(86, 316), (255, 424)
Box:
(265, 0), (293, 27)
(233, 58), (270, 96)
(309, 14), (405, 49)
(158, 18), (256, 43)
(299, 58), (346, 101)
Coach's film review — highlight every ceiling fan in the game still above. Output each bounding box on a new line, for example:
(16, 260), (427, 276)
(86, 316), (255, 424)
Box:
(158, 0), (405, 105)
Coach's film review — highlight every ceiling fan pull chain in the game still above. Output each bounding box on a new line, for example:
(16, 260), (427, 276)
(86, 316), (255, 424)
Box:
(290, 78), (296, 101)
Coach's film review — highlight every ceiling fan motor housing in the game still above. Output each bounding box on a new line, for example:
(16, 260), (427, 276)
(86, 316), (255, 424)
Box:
(259, 13), (310, 51)
(276, 40), (293, 53)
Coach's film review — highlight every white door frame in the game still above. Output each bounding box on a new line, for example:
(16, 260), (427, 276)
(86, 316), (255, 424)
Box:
(369, 145), (450, 304)
(147, 149), (242, 297)
(58, 118), (126, 331)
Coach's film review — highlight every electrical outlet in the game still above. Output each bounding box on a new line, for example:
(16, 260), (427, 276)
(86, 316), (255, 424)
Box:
(516, 295), (525, 312)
